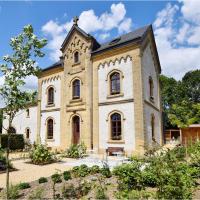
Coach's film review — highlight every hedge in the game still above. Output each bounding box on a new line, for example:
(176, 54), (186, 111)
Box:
(0, 134), (25, 150)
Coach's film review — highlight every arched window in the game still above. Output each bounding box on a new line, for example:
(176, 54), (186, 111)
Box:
(26, 109), (30, 117)
(72, 79), (80, 99)
(48, 87), (54, 105)
(111, 113), (122, 140)
(110, 72), (120, 95)
(8, 127), (16, 134)
(26, 128), (30, 139)
(47, 119), (53, 139)
(149, 76), (154, 100)
(151, 114), (155, 141)
(74, 51), (79, 63)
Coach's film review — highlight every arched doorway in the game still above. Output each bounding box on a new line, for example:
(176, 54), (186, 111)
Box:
(72, 115), (80, 145)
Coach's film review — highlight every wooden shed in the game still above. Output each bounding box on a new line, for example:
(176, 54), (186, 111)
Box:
(181, 124), (200, 146)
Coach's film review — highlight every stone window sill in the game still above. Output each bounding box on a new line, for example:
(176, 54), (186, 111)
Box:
(46, 103), (55, 108)
(46, 139), (55, 142)
(70, 98), (82, 103)
(107, 140), (125, 144)
(72, 62), (81, 67)
(107, 93), (124, 99)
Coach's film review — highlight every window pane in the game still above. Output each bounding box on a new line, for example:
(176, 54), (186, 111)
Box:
(111, 113), (122, 140)
(73, 80), (80, 99)
(110, 73), (120, 94)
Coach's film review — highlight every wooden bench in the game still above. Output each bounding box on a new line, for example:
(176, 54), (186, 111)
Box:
(106, 147), (124, 156)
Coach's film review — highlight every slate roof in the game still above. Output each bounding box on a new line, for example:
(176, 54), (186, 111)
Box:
(42, 60), (63, 72)
(42, 24), (160, 72)
(92, 25), (150, 54)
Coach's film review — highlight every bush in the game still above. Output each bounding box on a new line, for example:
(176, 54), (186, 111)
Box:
(62, 184), (76, 199)
(113, 162), (144, 190)
(72, 164), (90, 177)
(115, 189), (156, 199)
(0, 148), (13, 171)
(51, 173), (62, 184)
(100, 163), (112, 178)
(90, 165), (100, 174)
(0, 184), (20, 199)
(38, 177), (48, 184)
(29, 144), (54, 165)
(18, 182), (30, 190)
(95, 187), (108, 200)
(63, 171), (71, 181)
(28, 187), (44, 199)
(0, 134), (24, 150)
(66, 142), (86, 158)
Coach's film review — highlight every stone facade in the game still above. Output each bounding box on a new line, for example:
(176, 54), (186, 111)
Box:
(3, 21), (162, 155)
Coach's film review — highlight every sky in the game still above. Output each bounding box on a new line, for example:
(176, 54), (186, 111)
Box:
(0, 0), (200, 107)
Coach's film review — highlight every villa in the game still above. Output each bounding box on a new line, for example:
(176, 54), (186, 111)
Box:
(3, 17), (162, 155)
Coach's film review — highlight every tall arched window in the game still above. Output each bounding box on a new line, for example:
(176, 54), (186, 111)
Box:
(111, 113), (122, 140)
(151, 114), (155, 141)
(48, 87), (54, 105)
(72, 79), (80, 99)
(26, 109), (30, 117)
(74, 51), (79, 63)
(110, 72), (120, 95)
(26, 128), (30, 139)
(47, 119), (53, 139)
(149, 76), (154, 100)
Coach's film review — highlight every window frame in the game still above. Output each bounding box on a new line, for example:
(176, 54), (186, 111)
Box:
(74, 51), (79, 63)
(47, 118), (54, 140)
(110, 72), (121, 95)
(149, 76), (154, 101)
(72, 79), (81, 99)
(110, 112), (122, 141)
(47, 86), (54, 105)
(151, 114), (155, 141)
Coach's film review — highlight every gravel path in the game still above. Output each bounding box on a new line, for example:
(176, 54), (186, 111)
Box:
(0, 158), (71, 188)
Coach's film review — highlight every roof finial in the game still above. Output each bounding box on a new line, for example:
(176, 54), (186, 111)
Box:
(73, 16), (79, 26)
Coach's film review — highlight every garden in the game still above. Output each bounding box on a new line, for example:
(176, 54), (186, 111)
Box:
(0, 140), (200, 199)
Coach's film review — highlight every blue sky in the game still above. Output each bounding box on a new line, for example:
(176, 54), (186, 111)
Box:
(0, 0), (200, 93)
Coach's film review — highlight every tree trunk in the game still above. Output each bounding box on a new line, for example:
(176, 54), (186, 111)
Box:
(6, 120), (11, 200)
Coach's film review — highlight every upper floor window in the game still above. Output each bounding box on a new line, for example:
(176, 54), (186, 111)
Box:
(47, 87), (54, 105)
(110, 72), (120, 95)
(74, 51), (79, 63)
(151, 114), (155, 141)
(26, 128), (30, 139)
(26, 109), (30, 117)
(72, 79), (80, 99)
(111, 113), (122, 140)
(47, 118), (53, 139)
(149, 76), (154, 100)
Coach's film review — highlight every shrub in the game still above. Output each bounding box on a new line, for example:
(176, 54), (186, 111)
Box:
(0, 134), (24, 150)
(90, 165), (100, 174)
(0, 148), (13, 171)
(29, 144), (54, 165)
(18, 182), (30, 190)
(51, 173), (62, 184)
(142, 166), (157, 187)
(95, 187), (108, 200)
(71, 164), (90, 177)
(76, 180), (92, 198)
(63, 171), (71, 181)
(66, 142), (87, 158)
(62, 184), (76, 199)
(28, 187), (44, 199)
(100, 163), (112, 178)
(113, 162), (144, 190)
(0, 185), (20, 199)
(38, 177), (48, 184)
(115, 189), (156, 199)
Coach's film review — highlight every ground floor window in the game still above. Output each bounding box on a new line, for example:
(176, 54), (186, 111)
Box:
(47, 118), (54, 139)
(111, 113), (122, 140)
(26, 128), (30, 139)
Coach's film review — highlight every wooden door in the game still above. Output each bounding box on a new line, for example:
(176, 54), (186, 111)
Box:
(72, 116), (80, 145)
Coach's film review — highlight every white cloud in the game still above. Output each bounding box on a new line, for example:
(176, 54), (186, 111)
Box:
(154, 1), (200, 80)
(99, 33), (110, 41)
(42, 2), (132, 61)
